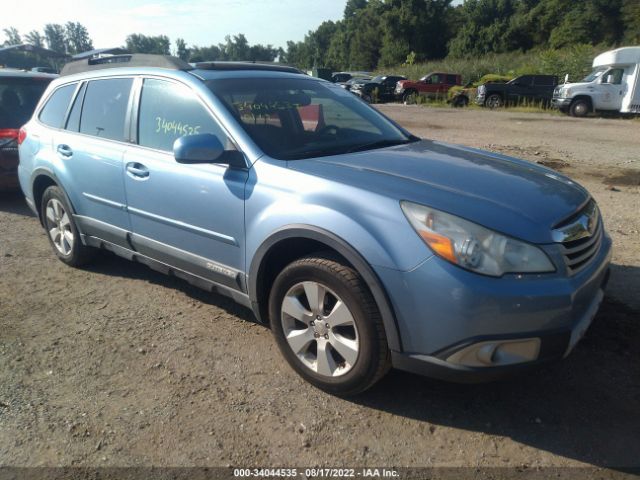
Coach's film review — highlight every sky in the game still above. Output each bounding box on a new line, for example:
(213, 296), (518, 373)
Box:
(1, 0), (348, 51)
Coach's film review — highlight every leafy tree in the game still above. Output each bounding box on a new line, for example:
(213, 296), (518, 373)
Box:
(24, 30), (45, 48)
(621, 0), (640, 43)
(2, 27), (21, 46)
(44, 24), (67, 53)
(125, 34), (171, 55)
(175, 38), (189, 60)
(64, 22), (93, 54)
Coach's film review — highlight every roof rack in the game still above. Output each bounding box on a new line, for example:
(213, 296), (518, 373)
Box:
(193, 61), (304, 74)
(60, 54), (192, 76)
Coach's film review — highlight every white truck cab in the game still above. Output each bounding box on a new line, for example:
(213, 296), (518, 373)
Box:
(552, 46), (640, 117)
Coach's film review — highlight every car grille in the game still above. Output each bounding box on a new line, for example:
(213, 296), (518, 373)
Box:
(554, 200), (603, 275)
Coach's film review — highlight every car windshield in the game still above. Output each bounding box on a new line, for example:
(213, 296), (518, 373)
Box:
(581, 67), (608, 83)
(207, 77), (416, 160)
(0, 77), (51, 129)
(370, 75), (384, 83)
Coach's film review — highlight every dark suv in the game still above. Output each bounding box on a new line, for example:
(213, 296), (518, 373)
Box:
(476, 75), (558, 108)
(0, 69), (56, 190)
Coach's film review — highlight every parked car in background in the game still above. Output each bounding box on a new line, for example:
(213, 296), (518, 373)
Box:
(448, 74), (512, 107)
(553, 46), (640, 117)
(31, 66), (58, 74)
(476, 75), (558, 109)
(395, 72), (462, 104)
(341, 76), (371, 91)
(351, 75), (407, 103)
(19, 55), (611, 395)
(0, 69), (56, 190)
(331, 71), (372, 86)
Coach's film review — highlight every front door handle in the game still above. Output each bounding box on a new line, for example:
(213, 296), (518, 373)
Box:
(126, 163), (150, 178)
(57, 144), (73, 158)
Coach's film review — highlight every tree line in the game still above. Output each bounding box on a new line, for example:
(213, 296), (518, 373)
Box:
(1, 24), (280, 63)
(2, 0), (640, 70)
(283, 0), (640, 71)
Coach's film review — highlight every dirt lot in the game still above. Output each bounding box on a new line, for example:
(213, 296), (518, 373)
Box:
(1, 106), (639, 470)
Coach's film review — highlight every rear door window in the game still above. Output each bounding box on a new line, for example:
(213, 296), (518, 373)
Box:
(0, 76), (52, 129)
(137, 78), (228, 152)
(446, 75), (458, 84)
(80, 78), (133, 142)
(533, 76), (556, 86)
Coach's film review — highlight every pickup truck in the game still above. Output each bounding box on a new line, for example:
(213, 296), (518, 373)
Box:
(395, 72), (462, 104)
(476, 75), (558, 108)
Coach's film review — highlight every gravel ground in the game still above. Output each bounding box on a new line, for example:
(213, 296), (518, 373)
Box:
(1, 106), (638, 470)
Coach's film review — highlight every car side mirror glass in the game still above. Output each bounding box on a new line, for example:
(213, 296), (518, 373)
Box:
(173, 134), (245, 168)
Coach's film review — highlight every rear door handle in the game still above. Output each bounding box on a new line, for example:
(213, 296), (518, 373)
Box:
(57, 144), (73, 158)
(126, 162), (150, 178)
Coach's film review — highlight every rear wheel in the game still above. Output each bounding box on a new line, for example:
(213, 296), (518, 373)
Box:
(569, 99), (590, 117)
(269, 254), (390, 396)
(41, 186), (96, 267)
(485, 94), (503, 109)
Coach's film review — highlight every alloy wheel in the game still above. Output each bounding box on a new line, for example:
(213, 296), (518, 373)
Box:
(45, 198), (74, 256)
(281, 281), (359, 377)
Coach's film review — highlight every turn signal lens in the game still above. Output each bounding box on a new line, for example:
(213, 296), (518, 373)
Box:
(418, 230), (457, 264)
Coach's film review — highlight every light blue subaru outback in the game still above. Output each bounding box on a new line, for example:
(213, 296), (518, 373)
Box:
(18, 55), (611, 395)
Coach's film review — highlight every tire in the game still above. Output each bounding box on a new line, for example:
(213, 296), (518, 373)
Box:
(569, 99), (590, 117)
(403, 90), (417, 105)
(41, 185), (96, 267)
(269, 253), (390, 396)
(452, 96), (469, 108)
(485, 94), (503, 109)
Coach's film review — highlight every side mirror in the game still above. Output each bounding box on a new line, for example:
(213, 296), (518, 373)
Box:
(173, 134), (245, 169)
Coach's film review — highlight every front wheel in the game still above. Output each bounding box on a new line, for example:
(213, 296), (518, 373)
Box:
(41, 186), (96, 267)
(403, 91), (417, 105)
(269, 254), (390, 396)
(569, 99), (590, 117)
(485, 94), (503, 109)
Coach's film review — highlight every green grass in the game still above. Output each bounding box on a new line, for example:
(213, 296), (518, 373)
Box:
(377, 44), (611, 85)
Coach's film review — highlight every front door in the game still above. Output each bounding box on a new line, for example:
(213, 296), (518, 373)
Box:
(596, 68), (625, 111)
(123, 78), (248, 291)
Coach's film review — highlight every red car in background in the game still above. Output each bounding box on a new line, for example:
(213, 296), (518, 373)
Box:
(395, 72), (462, 104)
(0, 69), (56, 191)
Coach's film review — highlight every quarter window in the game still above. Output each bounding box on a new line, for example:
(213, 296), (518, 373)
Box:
(38, 84), (76, 128)
(137, 79), (227, 152)
(80, 78), (133, 141)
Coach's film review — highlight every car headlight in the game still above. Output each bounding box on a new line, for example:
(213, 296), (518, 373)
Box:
(478, 85), (486, 94)
(401, 201), (555, 277)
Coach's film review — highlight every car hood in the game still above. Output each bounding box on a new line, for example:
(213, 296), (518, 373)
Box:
(288, 140), (589, 244)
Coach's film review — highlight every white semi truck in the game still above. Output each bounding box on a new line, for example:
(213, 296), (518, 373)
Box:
(552, 46), (640, 117)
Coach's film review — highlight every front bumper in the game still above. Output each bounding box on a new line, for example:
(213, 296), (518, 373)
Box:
(552, 97), (572, 109)
(376, 232), (612, 382)
(475, 93), (486, 105)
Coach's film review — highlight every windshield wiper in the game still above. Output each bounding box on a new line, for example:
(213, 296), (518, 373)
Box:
(345, 138), (414, 154)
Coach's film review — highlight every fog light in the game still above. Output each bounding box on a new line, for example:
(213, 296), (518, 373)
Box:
(447, 338), (541, 367)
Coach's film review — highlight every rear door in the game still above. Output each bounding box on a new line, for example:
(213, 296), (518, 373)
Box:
(52, 78), (133, 244)
(507, 75), (533, 104)
(123, 77), (247, 289)
(532, 76), (557, 104)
